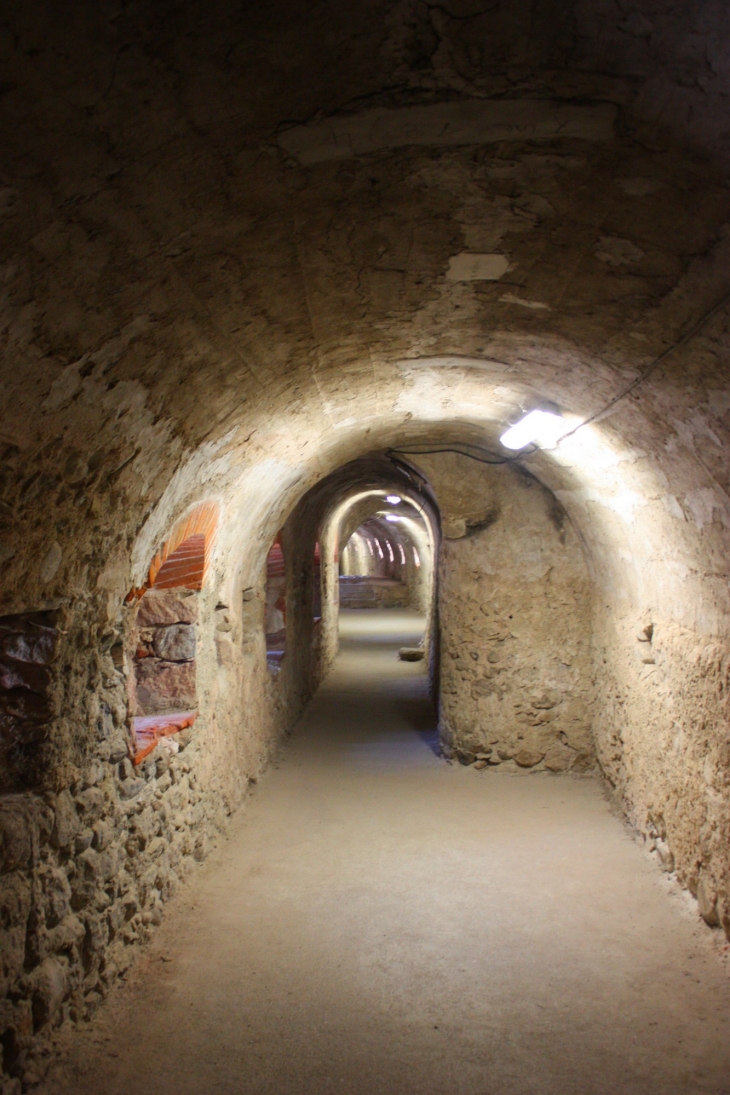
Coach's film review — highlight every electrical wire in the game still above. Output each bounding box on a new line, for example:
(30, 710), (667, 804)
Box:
(389, 289), (730, 469)
(387, 441), (537, 467)
(558, 288), (730, 441)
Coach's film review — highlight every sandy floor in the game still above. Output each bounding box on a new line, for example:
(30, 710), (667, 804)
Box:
(45, 609), (730, 1095)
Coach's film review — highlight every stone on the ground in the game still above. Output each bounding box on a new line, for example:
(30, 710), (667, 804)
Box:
(515, 749), (544, 768)
(398, 647), (424, 661)
(543, 741), (574, 772)
(697, 875), (719, 927)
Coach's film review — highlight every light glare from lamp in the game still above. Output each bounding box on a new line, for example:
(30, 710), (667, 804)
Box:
(385, 514), (400, 522)
(386, 494), (401, 504)
(500, 409), (566, 450)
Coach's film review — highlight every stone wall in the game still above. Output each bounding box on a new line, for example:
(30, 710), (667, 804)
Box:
(0, 592), (241, 1089)
(592, 611), (730, 938)
(132, 590), (198, 716)
(3, 0), (730, 1085)
(338, 576), (411, 609)
(412, 453), (594, 773)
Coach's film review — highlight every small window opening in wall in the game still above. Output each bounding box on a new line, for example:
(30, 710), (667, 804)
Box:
(152, 533), (206, 590)
(265, 533), (287, 670)
(126, 501), (218, 763)
(131, 588), (198, 762)
(313, 540), (322, 623)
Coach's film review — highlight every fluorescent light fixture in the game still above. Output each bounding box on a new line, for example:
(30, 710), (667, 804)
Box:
(500, 408), (566, 450)
(385, 494), (401, 504)
(385, 514), (400, 522)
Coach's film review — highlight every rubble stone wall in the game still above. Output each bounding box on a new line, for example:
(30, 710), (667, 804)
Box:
(0, 596), (235, 1086)
(592, 612), (730, 938)
(412, 454), (594, 772)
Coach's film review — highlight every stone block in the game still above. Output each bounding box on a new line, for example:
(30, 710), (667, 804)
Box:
(41, 867), (71, 928)
(152, 624), (196, 662)
(543, 741), (575, 772)
(135, 659), (196, 714)
(136, 590), (198, 627)
(46, 914), (85, 955)
(655, 839), (675, 872)
(471, 678), (495, 698)
(697, 874), (719, 927)
(0, 800), (34, 873)
(398, 646), (424, 662)
(71, 849), (104, 909)
(50, 790), (79, 849)
(74, 829), (93, 854)
(146, 837), (167, 861)
(32, 957), (67, 1029)
(0, 873), (32, 996)
(75, 786), (106, 825)
(118, 777), (145, 801)
(530, 690), (561, 709)
(515, 748), (544, 768)
(92, 819), (113, 851)
(108, 736), (129, 763)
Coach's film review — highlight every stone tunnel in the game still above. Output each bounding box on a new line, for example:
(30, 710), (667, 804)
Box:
(1, 3), (730, 1092)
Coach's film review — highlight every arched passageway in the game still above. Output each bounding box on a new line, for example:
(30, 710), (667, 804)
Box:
(2, 1), (730, 1090)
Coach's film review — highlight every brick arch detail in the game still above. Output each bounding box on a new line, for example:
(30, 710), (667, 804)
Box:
(148, 501), (220, 590)
(125, 501), (221, 602)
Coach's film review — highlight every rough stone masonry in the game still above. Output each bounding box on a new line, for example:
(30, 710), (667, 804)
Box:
(2, 1), (730, 1088)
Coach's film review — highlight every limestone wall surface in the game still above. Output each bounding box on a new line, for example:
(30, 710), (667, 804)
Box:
(411, 454), (594, 772)
(592, 613), (730, 937)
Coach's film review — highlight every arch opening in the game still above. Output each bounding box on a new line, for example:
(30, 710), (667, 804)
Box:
(264, 533), (287, 672)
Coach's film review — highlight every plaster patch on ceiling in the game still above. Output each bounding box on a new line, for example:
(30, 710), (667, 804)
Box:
(663, 494), (686, 521)
(447, 253), (509, 281)
(684, 488), (730, 530)
(278, 100), (617, 164)
(499, 293), (550, 309)
(395, 355), (510, 374)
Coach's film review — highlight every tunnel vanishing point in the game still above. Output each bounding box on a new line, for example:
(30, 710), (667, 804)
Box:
(2, 3), (730, 1092)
